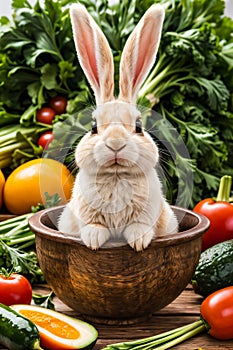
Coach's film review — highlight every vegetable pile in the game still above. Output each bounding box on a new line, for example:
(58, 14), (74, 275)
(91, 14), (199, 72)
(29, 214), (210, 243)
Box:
(1, 3), (232, 349)
(0, 0), (91, 173)
(0, 0), (233, 207)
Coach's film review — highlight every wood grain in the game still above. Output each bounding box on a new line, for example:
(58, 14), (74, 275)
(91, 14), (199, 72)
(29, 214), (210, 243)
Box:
(0, 214), (15, 221)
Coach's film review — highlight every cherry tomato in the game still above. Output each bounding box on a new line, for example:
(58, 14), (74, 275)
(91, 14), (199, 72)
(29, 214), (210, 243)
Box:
(36, 107), (56, 125)
(194, 175), (233, 251)
(37, 131), (54, 149)
(0, 274), (32, 306)
(200, 286), (233, 340)
(49, 96), (67, 114)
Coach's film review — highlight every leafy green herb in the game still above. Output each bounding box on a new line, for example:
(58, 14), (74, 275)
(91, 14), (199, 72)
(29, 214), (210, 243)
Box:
(33, 291), (55, 310)
(0, 240), (44, 284)
(136, 1), (233, 204)
(0, 193), (61, 284)
(31, 191), (61, 212)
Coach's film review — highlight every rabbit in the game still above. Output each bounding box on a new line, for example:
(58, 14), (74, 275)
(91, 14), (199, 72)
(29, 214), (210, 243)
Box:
(58, 2), (179, 251)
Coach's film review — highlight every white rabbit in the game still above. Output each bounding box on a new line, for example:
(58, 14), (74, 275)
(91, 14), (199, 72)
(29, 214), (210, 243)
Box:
(58, 2), (179, 251)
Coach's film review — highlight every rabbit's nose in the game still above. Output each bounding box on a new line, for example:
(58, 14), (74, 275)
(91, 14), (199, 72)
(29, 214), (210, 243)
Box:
(105, 140), (126, 153)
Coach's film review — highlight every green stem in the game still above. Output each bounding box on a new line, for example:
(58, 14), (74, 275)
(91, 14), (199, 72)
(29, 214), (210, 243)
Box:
(7, 234), (35, 246)
(139, 65), (171, 97)
(0, 151), (12, 160)
(0, 124), (19, 137)
(0, 141), (30, 156)
(216, 175), (232, 202)
(142, 55), (205, 102)
(154, 324), (205, 350)
(0, 222), (21, 233)
(17, 236), (35, 251)
(142, 53), (167, 85)
(1, 220), (31, 238)
(17, 239), (36, 250)
(0, 214), (32, 227)
(102, 320), (206, 350)
(2, 228), (31, 240)
(0, 158), (11, 168)
(0, 126), (46, 147)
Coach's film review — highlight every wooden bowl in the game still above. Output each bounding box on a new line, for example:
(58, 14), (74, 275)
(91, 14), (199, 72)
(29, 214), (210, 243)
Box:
(29, 206), (209, 324)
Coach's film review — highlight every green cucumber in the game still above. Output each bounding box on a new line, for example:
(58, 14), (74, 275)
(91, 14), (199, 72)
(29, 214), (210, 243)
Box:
(191, 239), (233, 297)
(0, 303), (42, 350)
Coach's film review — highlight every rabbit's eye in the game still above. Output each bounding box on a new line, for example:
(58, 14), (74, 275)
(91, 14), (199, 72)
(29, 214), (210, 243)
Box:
(135, 118), (143, 134)
(91, 119), (98, 134)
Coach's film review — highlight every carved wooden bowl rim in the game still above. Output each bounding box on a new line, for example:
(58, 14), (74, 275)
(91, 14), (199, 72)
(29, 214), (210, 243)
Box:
(29, 205), (210, 249)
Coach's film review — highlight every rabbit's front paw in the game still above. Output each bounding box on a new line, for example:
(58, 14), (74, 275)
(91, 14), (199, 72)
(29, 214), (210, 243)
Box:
(80, 224), (110, 250)
(124, 223), (154, 251)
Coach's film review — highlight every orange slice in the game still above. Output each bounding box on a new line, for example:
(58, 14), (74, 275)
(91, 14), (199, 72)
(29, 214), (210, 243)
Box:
(11, 304), (98, 350)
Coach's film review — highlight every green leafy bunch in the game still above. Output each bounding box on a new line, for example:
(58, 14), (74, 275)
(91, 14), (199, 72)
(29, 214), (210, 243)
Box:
(0, 192), (62, 284)
(142, 0), (233, 205)
(0, 0), (93, 169)
(0, 0), (89, 124)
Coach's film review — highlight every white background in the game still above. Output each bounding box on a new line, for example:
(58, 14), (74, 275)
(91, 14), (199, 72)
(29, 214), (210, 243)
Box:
(1, 0), (233, 18)
(225, 0), (233, 17)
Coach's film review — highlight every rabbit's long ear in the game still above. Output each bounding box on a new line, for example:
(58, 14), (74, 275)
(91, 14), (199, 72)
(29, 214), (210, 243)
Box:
(70, 4), (114, 105)
(119, 4), (165, 103)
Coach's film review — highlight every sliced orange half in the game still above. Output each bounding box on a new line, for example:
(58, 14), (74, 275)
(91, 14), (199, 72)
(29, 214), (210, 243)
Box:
(11, 304), (98, 350)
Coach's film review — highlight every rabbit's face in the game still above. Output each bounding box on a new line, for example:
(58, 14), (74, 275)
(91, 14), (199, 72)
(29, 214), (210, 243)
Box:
(75, 100), (159, 173)
(71, 2), (164, 176)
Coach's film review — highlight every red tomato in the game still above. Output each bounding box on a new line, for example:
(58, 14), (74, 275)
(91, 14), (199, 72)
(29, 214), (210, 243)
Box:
(0, 274), (32, 306)
(38, 131), (54, 149)
(194, 175), (233, 251)
(49, 96), (67, 114)
(36, 107), (56, 125)
(194, 199), (233, 251)
(200, 286), (233, 340)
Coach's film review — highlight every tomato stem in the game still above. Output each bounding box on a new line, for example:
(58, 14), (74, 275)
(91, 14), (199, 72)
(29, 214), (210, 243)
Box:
(216, 175), (232, 202)
(0, 267), (14, 278)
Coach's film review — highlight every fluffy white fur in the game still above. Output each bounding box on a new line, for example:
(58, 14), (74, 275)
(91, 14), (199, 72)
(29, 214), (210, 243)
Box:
(58, 3), (178, 251)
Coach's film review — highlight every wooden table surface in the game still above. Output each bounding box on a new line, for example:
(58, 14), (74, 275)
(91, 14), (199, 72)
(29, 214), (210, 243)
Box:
(23, 284), (233, 350)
